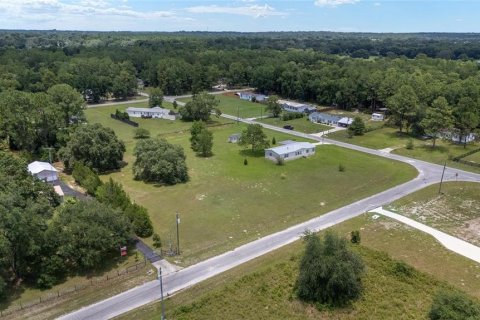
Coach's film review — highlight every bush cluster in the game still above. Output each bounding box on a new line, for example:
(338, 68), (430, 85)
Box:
(281, 112), (304, 121)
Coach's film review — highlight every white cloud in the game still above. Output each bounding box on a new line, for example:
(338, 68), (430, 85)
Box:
(0, 0), (175, 22)
(314, 0), (358, 7)
(186, 4), (285, 18)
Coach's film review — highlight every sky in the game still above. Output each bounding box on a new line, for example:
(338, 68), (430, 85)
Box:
(0, 0), (479, 33)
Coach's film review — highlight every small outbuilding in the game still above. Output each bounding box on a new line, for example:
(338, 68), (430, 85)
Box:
(265, 142), (316, 162)
(228, 133), (241, 143)
(126, 106), (175, 120)
(28, 161), (58, 182)
(371, 113), (385, 121)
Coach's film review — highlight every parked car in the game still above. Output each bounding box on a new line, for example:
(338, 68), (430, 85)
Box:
(283, 125), (294, 130)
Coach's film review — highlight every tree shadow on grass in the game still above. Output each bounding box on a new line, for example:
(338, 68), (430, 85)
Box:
(239, 149), (265, 158)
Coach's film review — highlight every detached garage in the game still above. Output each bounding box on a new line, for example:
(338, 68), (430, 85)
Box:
(28, 161), (58, 182)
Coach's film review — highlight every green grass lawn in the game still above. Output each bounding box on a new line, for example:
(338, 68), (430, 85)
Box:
(258, 117), (332, 134)
(328, 127), (480, 173)
(327, 127), (413, 150)
(393, 140), (480, 173)
(463, 151), (480, 164)
(387, 182), (480, 246)
(179, 94), (266, 119)
(85, 104), (417, 266)
(116, 214), (480, 320)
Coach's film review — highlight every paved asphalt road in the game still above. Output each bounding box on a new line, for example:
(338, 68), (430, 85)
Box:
(60, 101), (480, 320)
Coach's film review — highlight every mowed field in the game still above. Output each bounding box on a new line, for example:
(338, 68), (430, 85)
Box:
(116, 212), (480, 320)
(178, 94), (266, 119)
(328, 127), (480, 173)
(86, 104), (417, 266)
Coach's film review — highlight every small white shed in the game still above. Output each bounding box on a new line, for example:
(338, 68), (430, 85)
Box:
(371, 113), (385, 121)
(28, 161), (58, 182)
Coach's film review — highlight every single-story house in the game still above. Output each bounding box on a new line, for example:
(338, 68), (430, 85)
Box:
(371, 113), (385, 121)
(126, 106), (176, 120)
(265, 142), (316, 162)
(308, 112), (342, 126)
(338, 117), (354, 127)
(440, 131), (477, 144)
(278, 99), (317, 113)
(28, 161), (58, 182)
(228, 133), (241, 143)
(237, 92), (267, 102)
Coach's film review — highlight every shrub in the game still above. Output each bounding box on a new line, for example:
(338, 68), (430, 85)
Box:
(124, 203), (154, 238)
(350, 230), (361, 244)
(392, 261), (414, 278)
(296, 231), (364, 306)
(134, 128), (150, 139)
(406, 139), (414, 150)
(244, 158), (248, 166)
(348, 117), (366, 136)
(277, 157), (285, 166)
(429, 290), (480, 320)
(272, 137), (276, 145)
(153, 233), (162, 249)
(72, 163), (102, 195)
(338, 164), (345, 172)
(282, 112), (304, 121)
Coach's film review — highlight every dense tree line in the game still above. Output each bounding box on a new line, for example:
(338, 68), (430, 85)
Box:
(0, 152), (133, 295)
(0, 84), (84, 155)
(2, 31), (480, 60)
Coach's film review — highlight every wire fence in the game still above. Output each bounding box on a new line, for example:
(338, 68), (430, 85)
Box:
(0, 260), (147, 318)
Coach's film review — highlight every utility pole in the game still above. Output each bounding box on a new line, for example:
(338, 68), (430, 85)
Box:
(158, 267), (166, 320)
(438, 160), (447, 194)
(176, 212), (180, 255)
(237, 105), (240, 123)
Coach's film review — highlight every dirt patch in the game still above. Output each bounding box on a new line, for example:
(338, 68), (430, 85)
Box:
(455, 217), (480, 246)
(222, 92), (238, 98)
(391, 193), (480, 245)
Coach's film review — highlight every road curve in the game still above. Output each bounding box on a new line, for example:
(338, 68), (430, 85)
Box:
(59, 99), (480, 320)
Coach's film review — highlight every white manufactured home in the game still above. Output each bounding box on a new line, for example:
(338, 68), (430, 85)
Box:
(126, 106), (176, 120)
(28, 161), (58, 182)
(278, 100), (317, 113)
(265, 142), (316, 162)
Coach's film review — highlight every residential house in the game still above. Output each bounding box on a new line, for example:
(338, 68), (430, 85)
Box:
(440, 130), (477, 144)
(228, 133), (241, 143)
(338, 117), (354, 127)
(309, 112), (342, 126)
(237, 92), (268, 102)
(126, 106), (176, 120)
(28, 161), (58, 182)
(278, 140), (297, 145)
(371, 113), (385, 121)
(265, 142), (316, 162)
(278, 99), (317, 113)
